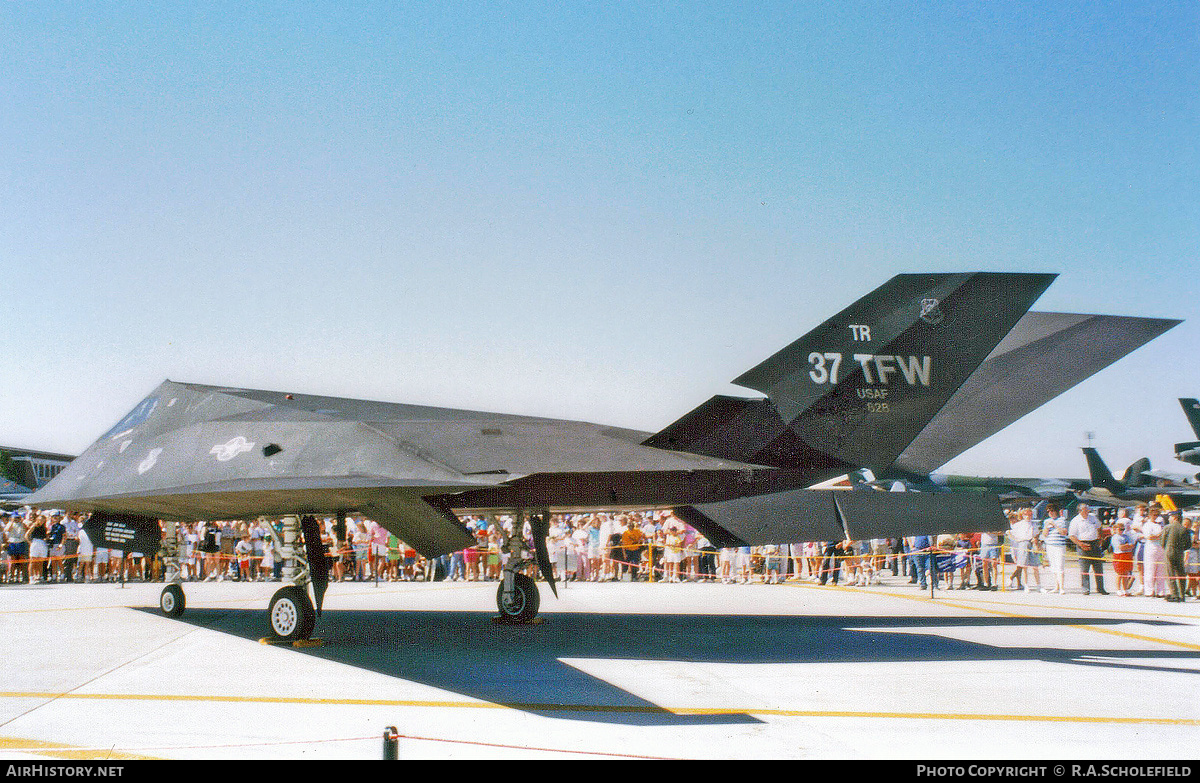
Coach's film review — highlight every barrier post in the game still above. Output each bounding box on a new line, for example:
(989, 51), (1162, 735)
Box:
(383, 726), (399, 759)
(930, 546), (935, 599)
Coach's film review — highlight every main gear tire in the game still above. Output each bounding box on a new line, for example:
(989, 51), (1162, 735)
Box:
(160, 584), (185, 617)
(269, 585), (316, 641)
(496, 573), (540, 623)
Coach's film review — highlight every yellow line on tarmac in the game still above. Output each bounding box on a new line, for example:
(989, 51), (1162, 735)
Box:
(794, 582), (1200, 651)
(1065, 622), (1200, 650)
(0, 691), (1195, 727)
(922, 598), (1200, 651)
(0, 605), (130, 616)
(0, 735), (158, 760)
(669, 708), (1200, 726)
(944, 591), (1199, 622)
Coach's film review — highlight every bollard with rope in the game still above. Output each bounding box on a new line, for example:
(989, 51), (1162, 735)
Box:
(382, 726), (399, 759)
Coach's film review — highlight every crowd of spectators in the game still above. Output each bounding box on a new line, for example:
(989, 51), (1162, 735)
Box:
(1003, 501), (1197, 601)
(1, 503), (1196, 601)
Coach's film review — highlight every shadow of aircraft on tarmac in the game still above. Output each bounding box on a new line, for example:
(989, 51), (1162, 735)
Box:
(137, 606), (1199, 727)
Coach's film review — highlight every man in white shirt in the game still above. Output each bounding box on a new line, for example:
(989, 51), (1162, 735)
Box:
(1069, 503), (1108, 595)
(598, 515), (617, 580)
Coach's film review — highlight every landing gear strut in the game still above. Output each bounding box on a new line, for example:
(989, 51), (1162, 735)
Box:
(267, 514), (320, 641)
(154, 515), (323, 643)
(158, 519), (186, 617)
(495, 508), (550, 624)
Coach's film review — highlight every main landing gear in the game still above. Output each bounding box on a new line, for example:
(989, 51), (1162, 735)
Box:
(157, 511), (552, 632)
(156, 515), (323, 643)
(494, 508), (553, 624)
(159, 520), (186, 617)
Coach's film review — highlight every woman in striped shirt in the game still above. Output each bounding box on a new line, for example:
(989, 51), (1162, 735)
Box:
(1041, 511), (1069, 594)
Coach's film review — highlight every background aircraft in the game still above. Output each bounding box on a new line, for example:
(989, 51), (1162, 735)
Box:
(1076, 447), (1200, 508)
(24, 272), (1178, 639)
(1174, 398), (1200, 470)
(870, 471), (1088, 503)
(0, 478), (35, 508)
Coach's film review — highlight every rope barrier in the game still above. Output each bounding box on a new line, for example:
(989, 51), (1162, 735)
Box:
(0, 545), (1191, 574)
(537, 541), (1199, 596)
(0, 545), (1188, 573)
(385, 732), (674, 759)
(574, 542), (1193, 577)
(3, 540), (1196, 593)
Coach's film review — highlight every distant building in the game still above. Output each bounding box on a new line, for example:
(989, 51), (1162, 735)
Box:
(0, 445), (75, 491)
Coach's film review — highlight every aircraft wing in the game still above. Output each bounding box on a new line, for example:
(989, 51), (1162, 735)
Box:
(892, 312), (1180, 476)
(675, 487), (1006, 547)
(1140, 468), (1196, 486)
(25, 381), (756, 557)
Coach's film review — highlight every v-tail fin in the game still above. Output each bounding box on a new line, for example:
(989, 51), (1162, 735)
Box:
(646, 272), (1056, 481)
(1082, 447), (1124, 492)
(1180, 399), (1200, 439)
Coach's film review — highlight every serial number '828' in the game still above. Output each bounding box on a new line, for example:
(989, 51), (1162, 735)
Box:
(808, 352), (932, 386)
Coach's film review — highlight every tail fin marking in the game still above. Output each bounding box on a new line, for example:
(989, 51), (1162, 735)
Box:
(650, 273), (1057, 479)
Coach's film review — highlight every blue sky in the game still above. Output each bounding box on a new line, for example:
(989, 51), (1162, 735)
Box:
(2, 2), (1197, 479)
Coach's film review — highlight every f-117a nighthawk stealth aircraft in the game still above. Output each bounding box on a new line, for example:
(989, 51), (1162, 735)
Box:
(26, 272), (1177, 640)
